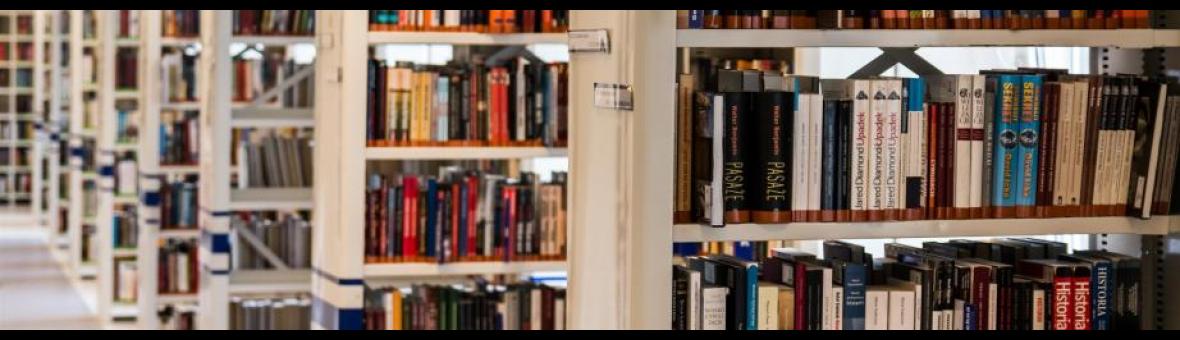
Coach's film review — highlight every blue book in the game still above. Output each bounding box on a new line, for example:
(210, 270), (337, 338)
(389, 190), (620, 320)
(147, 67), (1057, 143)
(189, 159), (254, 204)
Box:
(842, 262), (867, 330)
(1062, 254), (1113, 330)
(733, 241), (754, 261)
(743, 262), (759, 330)
(821, 100), (837, 212)
(458, 180), (469, 257)
(425, 179), (438, 260)
(1015, 75), (1042, 207)
(992, 75), (1021, 208)
(672, 242), (701, 257)
(688, 10), (703, 29)
(964, 304), (977, 330)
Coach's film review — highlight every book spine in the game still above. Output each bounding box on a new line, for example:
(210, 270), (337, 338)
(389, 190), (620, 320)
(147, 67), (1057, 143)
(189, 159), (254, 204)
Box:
(1053, 275), (1072, 330)
(722, 92), (751, 223)
(821, 98), (837, 221)
(843, 263), (867, 330)
(1092, 262), (1112, 330)
(868, 80), (886, 220)
(994, 76), (1020, 212)
(1073, 272), (1092, 330)
(883, 80), (902, 220)
(851, 81), (871, 220)
(970, 75), (987, 216)
(793, 90), (808, 221)
(809, 94), (823, 221)
(954, 75), (974, 219)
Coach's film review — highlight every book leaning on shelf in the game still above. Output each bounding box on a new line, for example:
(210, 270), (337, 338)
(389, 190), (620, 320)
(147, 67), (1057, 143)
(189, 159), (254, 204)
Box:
(671, 238), (1142, 330)
(364, 282), (566, 330)
(158, 239), (199, 295)
(234, 128), (313, 189)
(232, 10), (314, 36)
(230, 212), (312, 270)
(365, 169), (567, 264)
(229, 295), (312, 330)
(675, 10), (1152, 29)
(368, 10), (568, 33)
(366, 59), (568, 147)
(674, 60), (1180, 225)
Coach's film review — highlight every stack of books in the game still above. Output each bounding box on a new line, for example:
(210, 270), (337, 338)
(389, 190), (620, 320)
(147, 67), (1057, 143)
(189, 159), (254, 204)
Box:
(229, 296), (312, 330)
(232, 10), (314, 36)
(234, 128), (313, 189)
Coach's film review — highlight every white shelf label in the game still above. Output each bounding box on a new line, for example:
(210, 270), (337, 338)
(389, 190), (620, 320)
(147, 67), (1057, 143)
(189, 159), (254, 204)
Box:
(568, 29), (609, 53)
(593, 83), (633, 111)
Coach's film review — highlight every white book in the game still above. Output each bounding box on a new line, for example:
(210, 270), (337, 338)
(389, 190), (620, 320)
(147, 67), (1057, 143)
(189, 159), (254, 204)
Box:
(987, 282), (998, 330)
(883, 80), (902, 211)
(1072, 81), (1091, 206)
(931, 310), (942, 330)
(708, 95), (724, 226)
(851, 80), (872, 212)
(954, 75), (973, 211)
(1095, 131), (1109, 205)
(176, 252), (189, 292)
(1137, 83), (1168, 217)
(868, 80), (887, 213)
(531, 288), (542, 330)
(832, 286), (844, 330)
(943, 308), (954, 330)
(555, 298), (566, 330)
(968, 10), (982, 19)
(758, 283), (780, 330)
(794, 92), (810, 213)
(1032, 288), (1046, 330)
(1054, 82), (1074, 205)
(117, 159), (136, 196)
(809, 93), (823, 214)
(970, 75), (986, 210)
(887, 287), (916, 330)
(954, 299), (965, 330)
(384, 292), (395, 329)
(701, 286), (728, 330)
(904, 92), (926, 209)
(688, 269), (702, 330)
(865, 287), (889, 330)
(821, 267), (834, 330)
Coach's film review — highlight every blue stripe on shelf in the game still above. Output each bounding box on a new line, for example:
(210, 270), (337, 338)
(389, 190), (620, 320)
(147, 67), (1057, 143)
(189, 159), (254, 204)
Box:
(210, 269), (230, 275)
(311, 296), (364, 330)
(143, 192), (160, 206)
(312, 267), (364, 286)
(70, 148), (84, 157)
(98, 165), (114, 177)
(209, 233), (231, 254)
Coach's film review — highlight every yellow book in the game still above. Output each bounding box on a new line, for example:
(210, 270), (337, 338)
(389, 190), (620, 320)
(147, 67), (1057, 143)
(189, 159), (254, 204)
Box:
(388, 290), (402, 330)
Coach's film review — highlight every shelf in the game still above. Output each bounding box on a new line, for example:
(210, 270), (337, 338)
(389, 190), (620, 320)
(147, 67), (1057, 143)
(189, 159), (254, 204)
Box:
(111, 302), (137, 319)
(0, 61), (34, 68)
(112, 143), (137, 152)
(368, 32), (568, 45)
(114, 38), (138, 47)
(675, 29), (1180, 48)
(114, 90), (137, 100)
(363, 261), (567, 278)
(230, 107), (314, 128)
(158, 228), (200, 239)
(81, 171), (98, 180)
(0, 166), (31, 172)
(365, 146), (568, 160)
(230, 35), (314, 45)
(160, 37), (200, 47)
(1, 87), (34, 95)
(112, 247), (137, 257)
(228, 269), (311, 294)
(154, 165), (201, 176)
(113, 195), (137, 205)
(77, 264), (96, 279)
(228, 187), (313, 211)
(671, 216), (1174, 242)
(160, 102), (200, 111)
(157, 293), (198, 305)
(0, 140), (35, 147)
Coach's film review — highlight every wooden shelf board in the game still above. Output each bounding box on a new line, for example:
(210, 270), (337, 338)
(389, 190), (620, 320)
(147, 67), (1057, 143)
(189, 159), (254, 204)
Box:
(676, 29), (1180, 48)
(368, 32), (567, 45)
(365, 146), (568, 160)
(364, 261), (567, 278)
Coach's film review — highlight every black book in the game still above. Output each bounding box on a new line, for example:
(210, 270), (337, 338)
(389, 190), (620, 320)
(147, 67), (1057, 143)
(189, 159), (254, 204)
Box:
(948, 239), (992, 259)
(1075, 250), (1141, 330)
(822, 240), (865, 264)
(749, 71), (792, 222)
(717, 69), (754, 223)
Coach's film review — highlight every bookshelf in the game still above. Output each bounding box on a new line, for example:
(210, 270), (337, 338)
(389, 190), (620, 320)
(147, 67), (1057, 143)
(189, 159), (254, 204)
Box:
(66, 10), (99, 280)
(562, 11), (1180, 330)
(94, 9), (143, 324)
(0, 10), (44, 211)
(45, 10), (67, 247)
(28, 10), (52, 231)
(310, 10), (572, 330)
(135, 10), (202, 330)
(196, 10), (317, 330)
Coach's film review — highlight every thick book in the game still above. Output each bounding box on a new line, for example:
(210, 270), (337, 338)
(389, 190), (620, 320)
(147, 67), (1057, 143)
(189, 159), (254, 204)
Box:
(1128, 80), (1168, 218)
(1016, 259), (1076, 330)
(992, 75), (1022, 217)
(750, 72), (793, 223)
(718, 70), (754, 223)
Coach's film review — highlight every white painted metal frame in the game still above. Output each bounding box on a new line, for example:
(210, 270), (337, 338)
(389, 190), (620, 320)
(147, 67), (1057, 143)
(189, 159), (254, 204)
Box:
(93, 9), (119, 325)
(66, 10), (95, 279)
(46, 10), (65, 244)
(29, 10), (46, 224)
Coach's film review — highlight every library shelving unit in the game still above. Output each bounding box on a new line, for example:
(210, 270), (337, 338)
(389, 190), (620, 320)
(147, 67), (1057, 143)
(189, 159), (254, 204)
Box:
(42, 10), (69, 251)
(28, 10), (51, 230)
(66, 10), (99, 280)
(196, 10), (316, 330)
(94, 10), (141, 324)
(310, 10), (571, 330)
(1, 10), (44, 212)
(561, 11), (1180, 329)
(135, 10), (202, 330)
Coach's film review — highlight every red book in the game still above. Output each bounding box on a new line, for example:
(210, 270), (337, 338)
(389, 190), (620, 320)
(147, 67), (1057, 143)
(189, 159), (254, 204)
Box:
(1071, 266), (1092, 330)
(504, 186), (518, 261)
(451, 184), (460, 258)
(1053, 273), (1073, 330)
(794, 261), (807, 329)
(496, 68), (510, 143)
(541, 10), (554, 32)
(466, 176), (478, 256)
(927, 103), (939, 217)
(971, 266), (990, 329)
(403, 176), (419, 258)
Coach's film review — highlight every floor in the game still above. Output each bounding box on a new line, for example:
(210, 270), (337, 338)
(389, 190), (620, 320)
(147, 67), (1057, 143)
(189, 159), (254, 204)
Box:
(0, 212), (103, 330)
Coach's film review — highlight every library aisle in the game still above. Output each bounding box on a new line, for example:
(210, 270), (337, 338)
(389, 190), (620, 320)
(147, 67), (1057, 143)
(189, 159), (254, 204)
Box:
(0, 217), (99, 329)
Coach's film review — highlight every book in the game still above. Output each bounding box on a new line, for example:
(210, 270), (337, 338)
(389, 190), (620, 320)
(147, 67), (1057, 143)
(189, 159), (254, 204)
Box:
(232, 10), (315, 36)
(230, 212), (312, 269)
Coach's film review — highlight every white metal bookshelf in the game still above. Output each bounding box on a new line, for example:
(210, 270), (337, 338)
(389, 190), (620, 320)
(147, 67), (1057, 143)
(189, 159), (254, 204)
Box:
(310, 10), (571, 330)
(0, 10), (45, 210)
(66, 10), (99, 280)
(196, 10), (317, 330)
(135, 10), (202, 330)
(44, 10), (67, 246)
(562, 11), (1180, 330)
(94, 9), (143, 325)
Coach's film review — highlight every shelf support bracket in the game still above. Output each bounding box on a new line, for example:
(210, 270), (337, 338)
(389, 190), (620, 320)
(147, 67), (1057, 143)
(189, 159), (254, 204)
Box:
(232, 223), (291, 270)
(849, 47), (944, 78)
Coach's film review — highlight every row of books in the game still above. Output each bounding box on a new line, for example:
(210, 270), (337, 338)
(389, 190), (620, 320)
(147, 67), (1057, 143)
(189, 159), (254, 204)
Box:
(676, 10), (1154, 30)
(162, 10), (200, 38)
(115, 153), (137, 197)
(365, 170), (567, 263)
(1, 96), (37, 115)
(0, 43), (35, 62)
(366, 60), (569, 147)
(0, 122), (36, 140)
(232, 10), (314, 36)
(159, 305), (197, 330)
(0, 174), (31, 193)
(367, 10), (569, 33)
(118, 10), (139, 38)
(229, 296), (312, 330)
(230, 212), (312, 270)
(232, 52), (314, 107)
(116, 48), (138, 90)
(158, 239), (198, 294)
(159, 175), (198, 230)
(364, 283), (567, 330)
(162, 50), (199, 103)
(235, 129), (313, 189)
(116, 109), (140, 145)
(114, 258), (138, 303)
(672, 239), (1142, 330)
(674, 62), (1180, 225)
(0, 68), (34, 87)
(160, 110), (199, 166)
(112, 205), (137, 249)
(0, 147), (30, 166)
